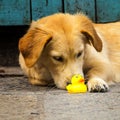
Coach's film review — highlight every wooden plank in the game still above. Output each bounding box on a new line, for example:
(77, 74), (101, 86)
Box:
(96, 0), (120, 23)
(31, 0), (63, 20)
(64, 0), (95, 21)
(0, 0), (30, 25)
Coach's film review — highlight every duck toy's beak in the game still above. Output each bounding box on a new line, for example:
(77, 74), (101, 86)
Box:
(66, 74), (87, 93)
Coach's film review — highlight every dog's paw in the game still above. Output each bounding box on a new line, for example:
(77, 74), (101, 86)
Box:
(87, 77), (109, 92)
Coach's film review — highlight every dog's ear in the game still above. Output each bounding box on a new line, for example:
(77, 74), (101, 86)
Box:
(19, 21), (52, 68)
(77, 15), (102, 52)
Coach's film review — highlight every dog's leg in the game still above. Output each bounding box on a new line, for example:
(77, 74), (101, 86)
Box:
(29, 77), (53, 86)
(85, 63), (113, 92)
(22, 66), (53, 86)
(87, 77), (109, 92)
(27, 66), (53, 86)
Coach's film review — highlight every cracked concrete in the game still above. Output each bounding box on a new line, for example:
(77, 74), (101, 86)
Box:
(0, 67), (120, 120)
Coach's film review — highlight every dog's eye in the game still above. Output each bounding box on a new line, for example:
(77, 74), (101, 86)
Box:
(52, 56), (63, 62)
(76, 51), (82, 58)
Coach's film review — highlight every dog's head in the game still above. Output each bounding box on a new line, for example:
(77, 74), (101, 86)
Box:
(19, 13), (102, 89)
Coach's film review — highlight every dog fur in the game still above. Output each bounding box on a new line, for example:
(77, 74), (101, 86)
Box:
(18, 13), (120, 92)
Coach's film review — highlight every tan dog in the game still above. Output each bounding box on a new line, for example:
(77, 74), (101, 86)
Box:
(19, 13), (120, 92)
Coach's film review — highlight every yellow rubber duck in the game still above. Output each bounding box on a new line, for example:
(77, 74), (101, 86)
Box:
(66, 74), (87, 93)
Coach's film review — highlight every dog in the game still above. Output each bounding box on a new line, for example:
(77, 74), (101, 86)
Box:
(18, 13), (120, 92)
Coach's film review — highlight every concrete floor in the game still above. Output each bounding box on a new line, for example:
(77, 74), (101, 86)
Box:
(0, 67), (120, 120)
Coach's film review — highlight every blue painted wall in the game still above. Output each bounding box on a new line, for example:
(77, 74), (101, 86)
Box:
(0, 0), (30, 25)
(96, 0), (120, 22)
(0, 0), (120, 25)
(31, 0), (62, 20)
(64, 0), (95, 21)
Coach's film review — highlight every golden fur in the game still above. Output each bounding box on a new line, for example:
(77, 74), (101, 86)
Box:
(19, 13), (120, 92)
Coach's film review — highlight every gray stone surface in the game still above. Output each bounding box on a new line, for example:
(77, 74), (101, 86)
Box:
(0, 67), (120, 120)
